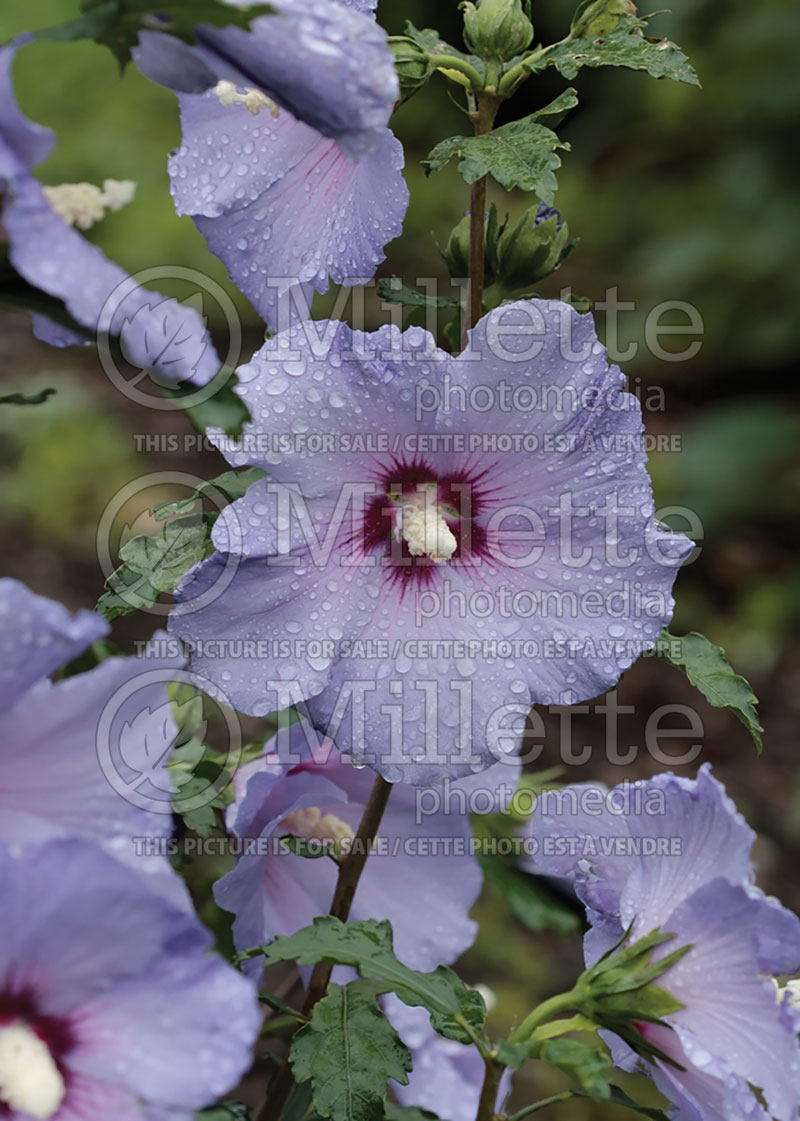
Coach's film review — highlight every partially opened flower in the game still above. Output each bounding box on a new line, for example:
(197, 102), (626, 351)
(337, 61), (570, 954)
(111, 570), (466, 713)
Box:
(152, 0), (408, 324)
(214, 718), (512, 970)
(0, 837), (260, 1121)
(133, 0), (399, 158)
(0, 578), (187, 905)
(524, 766), (800, 1121)
(0, 38), (220, 386)
(169, 300), (692, 783)
(167, 88), (407, 324)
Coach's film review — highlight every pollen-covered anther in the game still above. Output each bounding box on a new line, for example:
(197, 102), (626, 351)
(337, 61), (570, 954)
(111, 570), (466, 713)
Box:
(399, 491), (457, 564)
(213, 80), (279, 117)
(281, 806), (355, 848)
(43, 179), (136, 230)
(0, 1021), (66, 1119)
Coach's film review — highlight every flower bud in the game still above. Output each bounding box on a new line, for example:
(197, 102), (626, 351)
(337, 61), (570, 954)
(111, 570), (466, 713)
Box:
(441, 213), (472, 278)
(570, 0), (638, 39)
(388, 37), (435, 101)
(496, 202), (573, 291)
(441, 207), (503, 286)
(461, 0), (534, 63)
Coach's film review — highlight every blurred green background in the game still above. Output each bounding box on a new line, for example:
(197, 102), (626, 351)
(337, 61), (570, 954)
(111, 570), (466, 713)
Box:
(1, 1), (800, 1117)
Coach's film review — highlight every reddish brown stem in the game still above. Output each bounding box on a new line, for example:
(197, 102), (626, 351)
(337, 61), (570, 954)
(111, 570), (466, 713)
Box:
(256, 774), (394, 1121)
(462, 96), (500, 350)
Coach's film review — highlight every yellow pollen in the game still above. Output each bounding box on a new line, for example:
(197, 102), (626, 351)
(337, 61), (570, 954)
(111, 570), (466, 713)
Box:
(281, 806), (355, 850)
(399, 491), (457, 564)
(0, 1022), (66, 1119)
(43, 179), (136, 230)
(213, 80), (279, 117)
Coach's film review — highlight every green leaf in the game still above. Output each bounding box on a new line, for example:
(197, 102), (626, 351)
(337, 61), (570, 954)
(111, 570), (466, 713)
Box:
(95, 565), (161, 622)
(159, 371), (251, 438)
(281, 1082), (315, 1121)
(38, 0), (274, 70)
(385, 1107), (441, 1121)
(96, 513), (210, 620)
(153, 467), (267, 521)
(574, 1085), (672, 1120)
(0, 388), (57, 406)
(53, 639), (119, 680)
(377, 278), (460, 311)
(472, 813), (581, 935)
(259, 917), (486, 1043)
(423, 113), (571, 203)
(527, 87), (581, 124)
(540, 1037), (612, 1097)
(481, 852), (581, 935)
(96, 468), (261, 620)
(543, 14), (699, 86)
(196, 1103), (252, 1121)
(656, 630), (763, 752)
(404, 22), (476, 67)
(290, 980), (412, 1121)
(119, 512), (211, 593)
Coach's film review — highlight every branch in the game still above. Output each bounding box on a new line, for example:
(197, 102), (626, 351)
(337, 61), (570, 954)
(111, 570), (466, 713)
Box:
(256, 774), (394, 1121)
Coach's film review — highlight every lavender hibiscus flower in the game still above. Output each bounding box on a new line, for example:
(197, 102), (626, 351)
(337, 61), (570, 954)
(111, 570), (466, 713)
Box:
(524, 765), (800, 1121)
(142, 0), (408, 324)
(169, 300), (692, 783)
(0, 578), (187, 905)
(0, 38), (219, 386)
(0, 837), (259, 1121)
(214, 718), (515, 969)
(133, 0), (399, 158)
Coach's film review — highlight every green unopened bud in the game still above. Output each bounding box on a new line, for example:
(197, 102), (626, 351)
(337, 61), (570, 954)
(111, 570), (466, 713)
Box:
(496, 203), (573, 291)
(441, 213), (472, 278)
(570, 0), (638, 39)
(441, 207), (504, 286)
(388, 37), (435, 101)
(461, 0), (534, 62)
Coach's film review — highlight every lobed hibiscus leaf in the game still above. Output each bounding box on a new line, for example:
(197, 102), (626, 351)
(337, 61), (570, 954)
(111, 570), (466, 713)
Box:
(377, 278), (460, 311)
(97, 468), (261, 619)
(423, 114), (571, 203)
(656, 631), (763, 752)
(37, 0), (274, 71)
(539, 1037), (613, 1097)
(116, 512), (212, 594)
(540, 13), (699, 86)
(257, 917), (486, 1043)
(290, 980), (412, 1121)
(153, 467), (267, 521)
